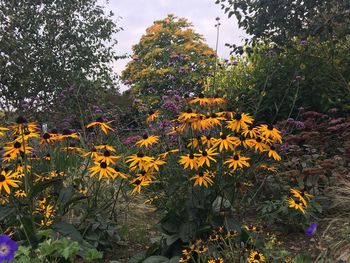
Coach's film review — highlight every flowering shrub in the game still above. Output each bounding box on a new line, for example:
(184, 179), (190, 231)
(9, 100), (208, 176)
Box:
(122, 94), (285, 260)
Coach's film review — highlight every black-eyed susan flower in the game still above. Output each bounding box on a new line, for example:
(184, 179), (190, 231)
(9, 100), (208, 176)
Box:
(213, 133), (239, 152)
(146, 110), (160, 123)
(14, 190), (26, 198)
(0, 194), (9, 205)
(190, 171), (214, 187)
(179, 153), (198, 170)
(83, 147), (100, 158)
(89, 161), (119, 181)
(208, 232), (220, 241)
(0, 170), (20, 194)
(267, 145), (281, 161)
(226, 113), (253, 132)
(187, 137), (201, 149)
(126, 153), (154, 170)
(247, 251), (265, 263)
(86, 117), (114, 134)
(241, 125), (259, 138)
(178, 254), (191, 263)
(58, 129), (80, 140)
(247, 137), (268, 152)
(287, 198), (306, 213)
(188, 94), (211, 106)
(225, 229), (238, 239)
(201, 135), (217, 148)
(40, 132), (57, 144)
(95, 144), (117, 152)
(94, 150), (121, 165)
(135, 134), (159, 148)
(224, 154), (250, 171)
(178, 108), (199, 122)
(208, 258), (224, 263)
(3, 141), (32, 160)
(130, 178), (151, 194)
(194, 243), (208, 254)
(258, 124), (282, 143)
(143, 158), (166, 172)
(196, 148), (218, 167)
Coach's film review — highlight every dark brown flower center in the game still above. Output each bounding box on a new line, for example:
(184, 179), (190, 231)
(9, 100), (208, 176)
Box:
(43, 133), (51, 139)
(198, 93), (205, 98)
(186, 108), (192, 113)
(254, 254), (261, 260)
(267, 124), (274, 130)
(270, 146), (276, 151)
(198, 172), (204, 177)
(202, 151), (208, 156)
(235, 113), (242, 120)
(137, 152), (144, 158)
(96, 117), (104, 122)
(0, 174), (5, 182)
(256, 137), (262, 143)
(100, 162), (107, 168)
(16, 116), (27, 124)
(14, 142), (21, 149)
(233, 155), (239, 160)
(142, 134), (149, 139)
(103, 150), (111, 157)
(220, 134), (227, 140)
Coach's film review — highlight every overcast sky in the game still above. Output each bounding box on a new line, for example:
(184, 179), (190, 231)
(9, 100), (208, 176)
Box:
(98, 0), (248, 90)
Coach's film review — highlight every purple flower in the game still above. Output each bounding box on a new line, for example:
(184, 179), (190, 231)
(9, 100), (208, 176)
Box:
(295, 121), (305, 130)
(0, 235), (18, 262)
(300, 39), (307, 46)
(305, 223), (317, 237)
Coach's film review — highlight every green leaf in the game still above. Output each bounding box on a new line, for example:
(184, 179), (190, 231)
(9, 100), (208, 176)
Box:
(128, 251), (147, 263)
(52, 221), (82, 242)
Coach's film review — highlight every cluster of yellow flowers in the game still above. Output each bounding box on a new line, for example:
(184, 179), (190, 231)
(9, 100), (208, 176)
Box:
(287, 188), (312, 214)
(131, 95), (282, 193)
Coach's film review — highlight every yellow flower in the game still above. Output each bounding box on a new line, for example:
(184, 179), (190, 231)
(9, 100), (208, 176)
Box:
(247, 251), (265, 263)
(287, 198), (306, 213)
(95, 144), (117, 152)
(208, 258), (224, 263)
(0, 170), (20, 194)
(267, 145), (281, 161)
(187, 137), (200, 149)
(40, 132), (59, 144)
(213, 133), (239, 152)
(3, 141), (32, 160)
(130, 178), (151, 194)
(241, 125), (259, 138)
(89, 161), (119, 181)
(146, 110), (160, 123)
(94, 150), (121, 165)
(226, 113), (253, 132)
(179, 254), (191, 263)
(78, 187), (88, 195)
(126, 153), (154, 170)
(190, 171), (214, 187)
(189, 94), (211, 106)
(58, 129), (80, 140)
(179, 153), (198, 170)
(86, 117), (114, 134)
(196, 148), (218, 167)
(258, 124), (282, 143)
(224, 154), (250, 171)
(247, 137), (269, 152)
(178, 109), (199, 122)
(208, 232), (220, 241)
(14, 190), (27, 198)
(201, 135), (217, 148)
(135, 134), (159, 148)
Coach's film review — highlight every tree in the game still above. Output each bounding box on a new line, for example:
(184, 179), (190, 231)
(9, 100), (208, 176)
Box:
(217, 0), (350, 45)
(0, 0), (121, 113)
(121, 14), (216, 99)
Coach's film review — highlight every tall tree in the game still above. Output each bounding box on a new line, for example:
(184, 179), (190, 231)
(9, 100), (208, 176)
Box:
(217, 0), (350, 45)
(121, 14), (216, 99)
(0, 0), (120, 113)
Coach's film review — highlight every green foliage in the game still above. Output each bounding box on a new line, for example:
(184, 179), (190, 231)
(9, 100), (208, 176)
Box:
(217, 0), (350, 45)
(213, 38), (350, 121)
(14, 236), (103, 262)
(0, 0), (121, 115)
(121, 14), (216, 100)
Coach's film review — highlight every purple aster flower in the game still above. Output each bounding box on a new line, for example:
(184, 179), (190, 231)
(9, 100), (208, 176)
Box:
(0, 235), (18, 262)
(305, 223), (317, 237)
(300, 39), (307, 46)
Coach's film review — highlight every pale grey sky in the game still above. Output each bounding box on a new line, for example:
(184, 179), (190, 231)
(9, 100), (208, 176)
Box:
(98, 0), (248, 90)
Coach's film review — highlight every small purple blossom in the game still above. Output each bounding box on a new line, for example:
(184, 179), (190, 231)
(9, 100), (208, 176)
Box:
(0, 235), (18, 262)
(295, 121), (305, 130)
(305, 223), (317, 237)
(300, 39), (308, 46)
(287, 118), (294, 122)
